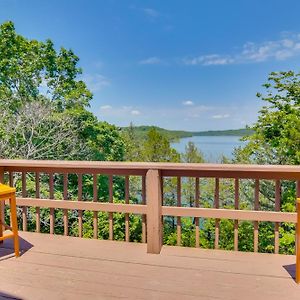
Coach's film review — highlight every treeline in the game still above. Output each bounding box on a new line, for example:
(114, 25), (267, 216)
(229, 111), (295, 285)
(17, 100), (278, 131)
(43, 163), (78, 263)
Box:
(0, 21), (299, 254)
(121, 125), (253, 141)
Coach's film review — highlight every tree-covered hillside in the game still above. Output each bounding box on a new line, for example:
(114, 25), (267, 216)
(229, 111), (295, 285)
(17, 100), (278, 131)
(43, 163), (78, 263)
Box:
(121, 125), (253, 141)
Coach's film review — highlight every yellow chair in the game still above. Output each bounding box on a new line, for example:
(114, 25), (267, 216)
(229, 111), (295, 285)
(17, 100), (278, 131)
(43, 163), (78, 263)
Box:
(0, 184), (19, 257)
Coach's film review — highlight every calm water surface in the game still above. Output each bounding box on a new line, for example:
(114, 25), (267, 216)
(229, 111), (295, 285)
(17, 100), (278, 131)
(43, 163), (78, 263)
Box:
(171, 136), (245, 162)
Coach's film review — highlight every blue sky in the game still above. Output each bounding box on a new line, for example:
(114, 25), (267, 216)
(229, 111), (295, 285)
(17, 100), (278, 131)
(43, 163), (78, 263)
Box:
(1, 0), (300, 131)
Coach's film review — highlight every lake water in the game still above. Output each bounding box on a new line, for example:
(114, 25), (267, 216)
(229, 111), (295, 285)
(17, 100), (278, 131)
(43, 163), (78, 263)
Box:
(171, 136), (245, 162)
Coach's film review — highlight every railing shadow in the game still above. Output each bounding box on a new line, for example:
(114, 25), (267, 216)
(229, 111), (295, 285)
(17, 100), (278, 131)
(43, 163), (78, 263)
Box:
(0, 291), (23, 299)
(0, 235), (33, 260)
(283, 264), (296, 282)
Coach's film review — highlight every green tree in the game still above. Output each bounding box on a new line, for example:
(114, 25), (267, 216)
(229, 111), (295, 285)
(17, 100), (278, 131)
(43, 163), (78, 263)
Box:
(0, 21), (92, 111)
(233, 71), (300, 254)
(142, 128), (180, 162)
(235, 71), (300, 165)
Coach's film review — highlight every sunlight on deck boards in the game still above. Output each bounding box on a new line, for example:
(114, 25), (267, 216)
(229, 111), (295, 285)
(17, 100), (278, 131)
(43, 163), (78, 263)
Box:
(0, 232), (299, 300)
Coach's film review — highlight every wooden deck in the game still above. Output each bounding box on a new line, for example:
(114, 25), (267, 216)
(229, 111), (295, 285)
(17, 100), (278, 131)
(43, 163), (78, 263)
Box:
(0, 232), (298, 300)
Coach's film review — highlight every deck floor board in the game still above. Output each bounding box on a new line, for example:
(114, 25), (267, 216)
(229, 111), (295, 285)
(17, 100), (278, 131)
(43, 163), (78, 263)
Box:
(0, 232), (298, 300)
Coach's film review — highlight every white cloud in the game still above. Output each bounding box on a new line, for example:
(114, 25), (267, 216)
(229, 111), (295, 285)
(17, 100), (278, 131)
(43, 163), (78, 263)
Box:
(100, 105), (112, 110)
(131, 110), (141, 116)
(212, 114), (230, 119)
(81, 74), (110, 92)
(183, 55), (234, 66)
(182, 100), (194, 106)
(139, 57), (162, 65)
(183, 33), (300, 66)
(142, 8), (160, 18)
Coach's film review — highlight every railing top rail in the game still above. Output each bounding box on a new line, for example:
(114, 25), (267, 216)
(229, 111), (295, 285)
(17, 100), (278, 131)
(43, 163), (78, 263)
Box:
(0, 159), (299, 179)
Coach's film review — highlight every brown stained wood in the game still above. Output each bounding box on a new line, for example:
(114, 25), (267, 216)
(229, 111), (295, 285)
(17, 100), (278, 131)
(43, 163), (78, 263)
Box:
(195, 177), (200, 248)
(274, 180), (281, 254)
(35, 172), (40, 233)
(161, 206), (296, 223)
(2, 159), (300, 180)
(296, 181), (300, 284)
(109, 175), (113, 240)
(63, 173), (68, 236)
(160, 176), (164, 246)
(14, 198), (147, 214)
(177, 177), (181, 246)
(125, 175), (130, 242)
(93, 174), (98, 239)
(1, 231), (300, 299)
(49, 173), (54, 234)
(0, 231), (299, 299)
(234, 178), (239, 251)
(77, 174), (83, 238)
(254, 179), (260, 252)
(142, 176), (146, 243)
(2, 159), (300, 184)
(22, 172), (27, 231)
(146, 169), (162, 254)
(0, 168), (3, 241)
(214, 178), (220, 249)
(9, 172), (13, 186)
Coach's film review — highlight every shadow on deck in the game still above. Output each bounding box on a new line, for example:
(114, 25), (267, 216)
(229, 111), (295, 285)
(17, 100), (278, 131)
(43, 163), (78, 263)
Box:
(0, 232), (299, 300)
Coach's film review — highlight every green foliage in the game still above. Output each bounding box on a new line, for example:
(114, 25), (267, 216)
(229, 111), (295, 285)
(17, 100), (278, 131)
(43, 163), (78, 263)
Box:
(0, 21), (125, 162)
(235, 71), (300, 165)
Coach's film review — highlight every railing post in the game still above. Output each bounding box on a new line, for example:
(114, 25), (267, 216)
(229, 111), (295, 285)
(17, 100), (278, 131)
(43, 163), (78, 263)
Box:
(296, 181), (300, 284)
(146, 169), (162, 254)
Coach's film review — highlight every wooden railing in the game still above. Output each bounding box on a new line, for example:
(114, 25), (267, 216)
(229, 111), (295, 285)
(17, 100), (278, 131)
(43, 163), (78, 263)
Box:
(0, 160), (299, 276)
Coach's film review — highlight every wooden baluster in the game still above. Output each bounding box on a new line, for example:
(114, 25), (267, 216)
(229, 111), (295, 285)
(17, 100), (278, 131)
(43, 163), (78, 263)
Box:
(109, 175), (114, 240)
(93, 174), (98, 239)
(49, 173), (55, 234)
(177, 177), (181, 246)
(125, 175), (130, 242)
(35, 172), (40, 233)
(9, 172), (14, 186)
(77, 174), (83, 238)
(195, 177), (200, 248)
(254, 179), (260, 252)
(274, 180), (281, 254)
(214, 178), (220, 249)
(8, 172), (14, 229)
(63, 173), (68, 236)
(142, 176), (147, 243)
(22, 172), (27, 231)
(0, 168), (4, 242)
(160, 176), (164, 246)
(234, 178), (239, 251)
(296, 180), (300, 284)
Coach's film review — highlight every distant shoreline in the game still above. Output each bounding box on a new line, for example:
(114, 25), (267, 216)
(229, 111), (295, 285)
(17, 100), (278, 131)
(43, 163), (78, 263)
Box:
(121, 125), (253, 141)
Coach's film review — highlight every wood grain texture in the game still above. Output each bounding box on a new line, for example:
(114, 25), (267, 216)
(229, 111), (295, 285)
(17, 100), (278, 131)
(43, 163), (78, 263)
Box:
(146, 169), (162, 254)
(1, 159), (300, 179)
(0, 231), (299, 299)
